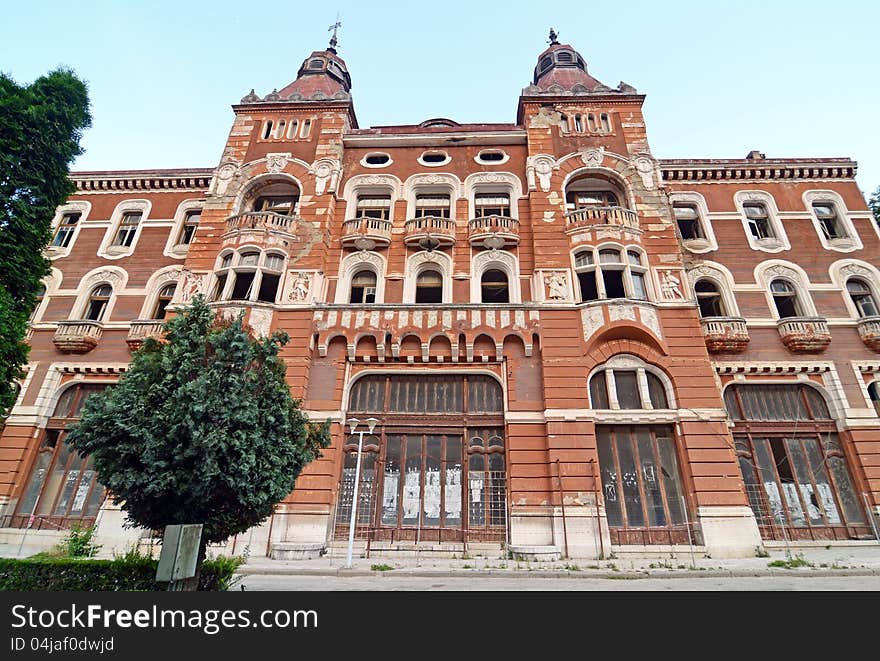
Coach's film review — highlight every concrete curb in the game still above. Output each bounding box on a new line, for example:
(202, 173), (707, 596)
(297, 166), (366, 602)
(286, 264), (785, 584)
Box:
(235, 566), (880, 580)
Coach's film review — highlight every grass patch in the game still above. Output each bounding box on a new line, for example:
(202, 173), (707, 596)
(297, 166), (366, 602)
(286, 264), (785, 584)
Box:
(370, 563), (394, 572)
(767, 553), (813, 569)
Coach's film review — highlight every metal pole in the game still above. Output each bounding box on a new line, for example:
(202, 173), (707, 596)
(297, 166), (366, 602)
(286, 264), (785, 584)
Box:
(555, 459), (568, 559)
(681, 495), (695, 569)
(590, 459), (604, 560)
(345, 431), (365, 568)
(863, 493), (880, 542)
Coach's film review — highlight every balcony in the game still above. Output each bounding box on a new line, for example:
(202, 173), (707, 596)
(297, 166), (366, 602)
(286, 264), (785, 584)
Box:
(53, 320), (103, 354)
(776, 317), (831, 353)
(700, 316), (750, 353)
(468, 215), (520, 248)
(856, 315), (880, 352)
(340, 216), (392, 250)
(564, 205), (639, 231)
(126, 319), (166, 351)
(404, 216), (456, 249)
(224, 211), (298, 235)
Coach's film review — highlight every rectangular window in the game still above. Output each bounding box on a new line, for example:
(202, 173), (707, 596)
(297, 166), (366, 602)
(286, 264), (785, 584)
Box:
(230, 272), (255, 300)
(255, 196), (298, 215)
(743, 203), (774, 240)
(474, 194), (510, 217)
(356, 195), (392, 220)
(813, 203), (846, 239)
(179, 210), (201, 245)
(111, 211), (141, 247)
(257, 274), (280, 303)
(52, 212), (81, 248)
(578, 271), (598, 301)
(415, 195), (451, 218)
(603, 270), (626, 298)
(673, 204), (703, 240)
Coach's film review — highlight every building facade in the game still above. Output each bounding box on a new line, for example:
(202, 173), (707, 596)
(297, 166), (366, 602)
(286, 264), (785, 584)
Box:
(2, 34), (879, 559)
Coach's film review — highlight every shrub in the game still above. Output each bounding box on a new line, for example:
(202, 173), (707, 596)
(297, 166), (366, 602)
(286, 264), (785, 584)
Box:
(58, 524), (101, 557)
(0, 553), (243, 591)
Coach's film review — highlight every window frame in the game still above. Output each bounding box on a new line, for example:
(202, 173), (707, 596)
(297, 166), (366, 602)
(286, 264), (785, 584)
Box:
(587, 355), (676, 411)
(211, 248), (286, 305)
(99, 200), (151, 259)
(47, 202), (90, 259)
(804, 191), (862, 252)
(735, 192), (790, 253)
(164, 199), (204, 257)
(572, 245), (650, 302)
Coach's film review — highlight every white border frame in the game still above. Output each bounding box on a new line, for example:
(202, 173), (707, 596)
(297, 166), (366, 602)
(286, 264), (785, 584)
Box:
(734, 190), (790, 253)
(97, 199), (151, 260)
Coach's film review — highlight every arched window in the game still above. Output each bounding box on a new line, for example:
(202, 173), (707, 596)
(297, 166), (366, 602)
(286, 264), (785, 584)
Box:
(573, 114), (583, 132)
(770, 279), (802, 318)
(177, 209), (200, 246)
(11, 383), (109, 529)
(589, 366), (670, 410)
(286, 119), (299, 139)
(273, 119), (286, 139)
(744, 202), (775, 240)
(83, 285), (111, 321)
(847, 279), (879, 318)
(694, 279), (725, 317)
(300, 119), (311, 138)
(724, 383), (868, 540)
(350, 270), (377, 304)
(574, 247), (647, 302)
(152, 284), (176, 319)
(481, 269), (509, 303)
(213, 249), (285, 303)
(673, 203), (705, 241)
(415, 270), (443, 304)
(587, 113), (597, 132)
(599, 113), (611, 132)
(262, 120), (273, 139)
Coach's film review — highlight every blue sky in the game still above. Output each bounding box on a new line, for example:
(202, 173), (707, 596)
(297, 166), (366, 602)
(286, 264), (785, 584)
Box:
(2, 1), (878, 198)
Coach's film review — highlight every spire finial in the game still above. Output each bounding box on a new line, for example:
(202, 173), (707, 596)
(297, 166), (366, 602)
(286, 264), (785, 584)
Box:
(328, 13), (342, 53)
(548, 27), (559, 45)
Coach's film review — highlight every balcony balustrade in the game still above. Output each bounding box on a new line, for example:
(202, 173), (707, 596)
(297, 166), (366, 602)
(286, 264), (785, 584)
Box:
(468, 215), (520, 248)
(776, 316), (831, 353)
(856, 315), (880, 352)
(700, 316), (750, 353)
(340, 216), (392, 250)
(404, 216), (456, 249)
(53, 320), (103, 354)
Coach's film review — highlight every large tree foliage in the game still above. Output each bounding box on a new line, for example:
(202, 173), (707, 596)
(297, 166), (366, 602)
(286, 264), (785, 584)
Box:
(0, 68), (91, 412)
(869, 185), (880, 228)
(66, 296), (330, 544)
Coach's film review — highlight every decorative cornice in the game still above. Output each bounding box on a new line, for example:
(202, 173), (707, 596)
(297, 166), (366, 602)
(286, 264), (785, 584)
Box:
(714, 362), (832, 375)
(661, 159), (857, 182)
(71, 169), (212, 193)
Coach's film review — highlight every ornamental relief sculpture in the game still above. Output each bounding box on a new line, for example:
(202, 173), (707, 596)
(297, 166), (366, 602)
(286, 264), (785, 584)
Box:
(310, 158), (341, 195)
(580, 147), (605, 168)
(175, 269), (208, 304)
(526, 155), (556, 192)
(266, 153), (290, 173)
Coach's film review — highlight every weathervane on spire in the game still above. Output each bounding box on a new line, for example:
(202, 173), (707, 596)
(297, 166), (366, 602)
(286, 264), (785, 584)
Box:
(328, 14), (342, 52)
(548, 27), (559, 45)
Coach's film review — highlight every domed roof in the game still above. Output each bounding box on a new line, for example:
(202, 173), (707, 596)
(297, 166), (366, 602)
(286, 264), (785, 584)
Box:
(532, 40), (604, 92)
(276, 48), (352, 99)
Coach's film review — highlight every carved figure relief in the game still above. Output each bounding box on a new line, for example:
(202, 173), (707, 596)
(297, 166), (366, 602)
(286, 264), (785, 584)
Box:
(213, 162), (239, 196)
(634, 156), (655, 190)
(659, 269), (684, 300)
(177, 269), (207, 303)
(544, 271), (569, 301)
(289, 272), (311, 302)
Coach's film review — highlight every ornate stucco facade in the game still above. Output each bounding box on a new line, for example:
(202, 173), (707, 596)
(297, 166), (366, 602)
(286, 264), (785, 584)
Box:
(2, 34), (878, 559)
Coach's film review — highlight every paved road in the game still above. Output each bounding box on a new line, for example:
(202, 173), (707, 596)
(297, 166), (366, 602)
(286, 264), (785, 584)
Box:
(239, 573), (880, 591)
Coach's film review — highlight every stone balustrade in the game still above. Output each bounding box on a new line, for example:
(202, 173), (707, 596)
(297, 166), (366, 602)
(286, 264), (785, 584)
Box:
(225, 211), (297, 233)
(564, 205), (639, 230)
(403, 216), (456, 248)
(340, 216), (392, 249)
(856, 315), (880, 352)
(125, 319), (166, 351)
(468, 215), (520, 248)
(776, 316), (831, 353)
(700, 316), (750, 353)
(53, 320), (103, 354)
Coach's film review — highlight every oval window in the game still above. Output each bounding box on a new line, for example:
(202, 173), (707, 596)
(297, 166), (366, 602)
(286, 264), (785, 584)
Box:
(363, 152), (391, 167)
(476, 150), (508, 164)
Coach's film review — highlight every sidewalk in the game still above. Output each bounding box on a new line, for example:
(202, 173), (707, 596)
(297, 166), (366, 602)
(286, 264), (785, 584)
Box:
(234, 543), (880, 580)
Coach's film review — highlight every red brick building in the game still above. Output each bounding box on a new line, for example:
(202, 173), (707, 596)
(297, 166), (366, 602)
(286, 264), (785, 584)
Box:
(3, 33), (878, 558)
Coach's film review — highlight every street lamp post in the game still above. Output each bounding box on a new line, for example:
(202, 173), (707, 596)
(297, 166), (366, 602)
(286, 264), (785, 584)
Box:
(345, 416), (379, 568)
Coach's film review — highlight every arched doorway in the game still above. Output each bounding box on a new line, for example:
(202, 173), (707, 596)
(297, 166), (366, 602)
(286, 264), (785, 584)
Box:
(335, 373), (507, 543)
(724, 383), (870, 541)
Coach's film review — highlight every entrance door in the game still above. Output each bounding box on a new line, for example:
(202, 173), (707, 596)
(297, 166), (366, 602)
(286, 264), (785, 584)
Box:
(335, 373), (507, 543)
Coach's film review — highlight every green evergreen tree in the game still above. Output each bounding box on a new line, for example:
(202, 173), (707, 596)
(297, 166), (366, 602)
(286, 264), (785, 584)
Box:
(0, 68), (91, 413)
(869, 185), (880, 228)
(66, 297), (330, 564)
